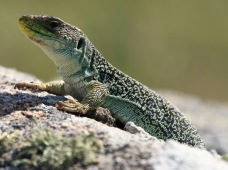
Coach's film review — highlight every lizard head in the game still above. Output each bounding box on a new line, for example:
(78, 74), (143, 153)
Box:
(18, 15), (93, 69)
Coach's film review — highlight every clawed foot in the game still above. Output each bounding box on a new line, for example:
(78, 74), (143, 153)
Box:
(56, 99), (90, 114)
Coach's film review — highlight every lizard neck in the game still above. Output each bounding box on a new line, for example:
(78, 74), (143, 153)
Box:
(57, 58), (98, 84)
(43, 47), (98, 84)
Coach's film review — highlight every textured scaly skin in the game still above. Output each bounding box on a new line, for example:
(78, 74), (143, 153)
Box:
(16, 15), (205, 148)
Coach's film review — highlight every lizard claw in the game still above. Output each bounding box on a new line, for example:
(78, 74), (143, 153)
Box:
(55, 99), (89, 114)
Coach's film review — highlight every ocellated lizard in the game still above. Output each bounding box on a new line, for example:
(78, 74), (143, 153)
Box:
(15, 15), (205, 148)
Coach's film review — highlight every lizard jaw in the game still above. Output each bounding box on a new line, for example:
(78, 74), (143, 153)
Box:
(19, 18), (49, 47)
(19, 16), (66, 51)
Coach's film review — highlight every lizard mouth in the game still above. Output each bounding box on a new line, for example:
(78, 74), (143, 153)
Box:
(19, 19), (48, 46)
(18, 16), (61, 47)
(19, 18), (66, 49)
(19, 16), (53, 36)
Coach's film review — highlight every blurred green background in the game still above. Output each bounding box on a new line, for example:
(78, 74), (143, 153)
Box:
(0, 1), (227, 101)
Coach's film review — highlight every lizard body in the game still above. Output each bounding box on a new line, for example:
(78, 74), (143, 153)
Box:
(16, 15), (205, 148)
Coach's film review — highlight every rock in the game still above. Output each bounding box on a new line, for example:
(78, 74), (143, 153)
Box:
(0, 65), (38, 83)
(0, 65), (228, 170)
(152, 140), (228, 170)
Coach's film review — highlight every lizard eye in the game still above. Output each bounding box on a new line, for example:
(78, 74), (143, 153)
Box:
(49, 21), (59, 28)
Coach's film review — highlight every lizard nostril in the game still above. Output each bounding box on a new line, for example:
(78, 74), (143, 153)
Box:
(77, 37), (85, 49)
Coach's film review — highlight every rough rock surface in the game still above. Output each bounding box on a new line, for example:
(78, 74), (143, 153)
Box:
(0, 65), (228, 170)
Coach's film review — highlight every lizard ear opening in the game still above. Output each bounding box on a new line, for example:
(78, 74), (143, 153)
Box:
(77, 37), (85, 50)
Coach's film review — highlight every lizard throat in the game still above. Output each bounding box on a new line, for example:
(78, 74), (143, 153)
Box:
(56, 60), (98, 83)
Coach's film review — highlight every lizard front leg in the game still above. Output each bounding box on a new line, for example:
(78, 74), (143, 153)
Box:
(15, 80), (109, 114)
(15, 80), (66, 95)
(56, 81), (109, 114)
